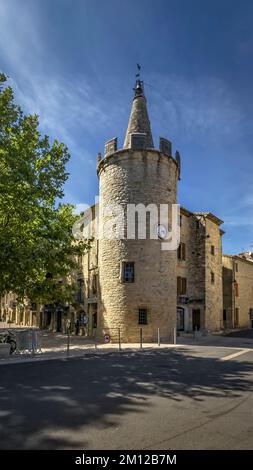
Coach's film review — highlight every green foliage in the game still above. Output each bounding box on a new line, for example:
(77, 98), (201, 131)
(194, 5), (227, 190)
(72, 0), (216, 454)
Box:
(0, 73), (89, 304)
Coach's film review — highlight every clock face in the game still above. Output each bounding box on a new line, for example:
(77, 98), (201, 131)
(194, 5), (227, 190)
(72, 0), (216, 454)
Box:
(155, 224), (168, 239)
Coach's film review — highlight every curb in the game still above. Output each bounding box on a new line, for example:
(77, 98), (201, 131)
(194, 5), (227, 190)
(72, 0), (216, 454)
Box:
(0, 344), (184, 366)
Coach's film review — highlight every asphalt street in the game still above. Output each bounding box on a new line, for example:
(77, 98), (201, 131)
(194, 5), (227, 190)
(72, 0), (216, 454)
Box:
(0, 339), (253, 450)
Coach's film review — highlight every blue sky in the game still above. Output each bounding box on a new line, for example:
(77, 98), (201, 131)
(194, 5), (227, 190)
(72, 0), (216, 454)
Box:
(0, 0), (253, 253)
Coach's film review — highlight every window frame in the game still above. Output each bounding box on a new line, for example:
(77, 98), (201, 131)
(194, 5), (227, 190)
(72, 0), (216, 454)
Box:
(181, 277), (187, 295)
(177, 242), (186, 261)
(122, 261), (135, 283)
(138, 307), (148, 325)
(177, 276), (187, 296)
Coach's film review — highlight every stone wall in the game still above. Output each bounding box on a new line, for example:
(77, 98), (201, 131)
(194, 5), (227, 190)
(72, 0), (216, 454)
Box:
(234, 256), (253, 327)
(176, 211), (223, 332)
(222, 255), (253, 328)
(204, 217), (223, 331)
(223, 255), (253, 328)
(222, 255), (233, 327)
(97, 148), (178, 342)
(176, 210), (205, 331)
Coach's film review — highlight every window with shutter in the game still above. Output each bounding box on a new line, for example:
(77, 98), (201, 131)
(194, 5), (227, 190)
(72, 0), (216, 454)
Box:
(177, 276), (181, 296)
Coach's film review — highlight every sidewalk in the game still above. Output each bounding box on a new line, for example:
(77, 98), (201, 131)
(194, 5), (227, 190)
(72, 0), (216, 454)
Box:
(1, 323), (252, 365)
(0, 326), (184, 365)
(0, 324), (97, 364)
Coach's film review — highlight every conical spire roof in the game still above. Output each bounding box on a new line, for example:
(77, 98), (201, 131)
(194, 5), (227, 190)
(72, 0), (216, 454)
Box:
(123, 80), (154, 149)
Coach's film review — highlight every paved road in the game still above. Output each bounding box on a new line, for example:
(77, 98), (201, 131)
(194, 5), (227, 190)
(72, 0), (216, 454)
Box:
(225, 328), (253, 338)
(0, 346), (253, 450)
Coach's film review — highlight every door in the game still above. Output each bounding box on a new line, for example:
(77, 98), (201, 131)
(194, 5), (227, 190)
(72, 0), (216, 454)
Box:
(45, 311), (51, 327)
(192, 309), (201, 331)
(92, 311), (97, 329)
(234, 308), (239, 327)
(56, 311), (62, 332)
(177, 308), (185, 331)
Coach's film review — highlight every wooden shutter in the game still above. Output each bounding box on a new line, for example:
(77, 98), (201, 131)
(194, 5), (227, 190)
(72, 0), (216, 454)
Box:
(177, 276), (181, 296)
(182, 277), (187, 295)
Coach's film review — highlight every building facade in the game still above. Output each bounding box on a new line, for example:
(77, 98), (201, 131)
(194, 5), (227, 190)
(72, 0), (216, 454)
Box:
(4, 77), (253, 339)
(177, 208), (223, 333)
(77, 80), (224, 340)
(223, 253), (253, 329)
(78, 204), (224, 339)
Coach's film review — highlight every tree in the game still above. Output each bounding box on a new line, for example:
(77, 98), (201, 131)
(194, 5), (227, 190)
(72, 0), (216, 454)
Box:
(0, 73), (89, 304)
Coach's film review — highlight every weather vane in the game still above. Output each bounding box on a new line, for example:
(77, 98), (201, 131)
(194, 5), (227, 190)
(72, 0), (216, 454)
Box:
(136, 63), (141, 78)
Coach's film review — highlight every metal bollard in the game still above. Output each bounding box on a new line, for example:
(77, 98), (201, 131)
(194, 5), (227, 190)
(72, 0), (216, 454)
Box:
(28, 328), (33, 353)
(194, 326), (198, 342)
(66, 331), (70, 357)
(173, 327), (176, 345)
(140, 328), (143, 349)
(31, 329), (35, 357)
(158, 328), (160, 346)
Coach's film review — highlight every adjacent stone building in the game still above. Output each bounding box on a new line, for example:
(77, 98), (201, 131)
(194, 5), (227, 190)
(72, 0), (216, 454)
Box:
(223, 253), (253, 329)
(177, 209), (223, 333)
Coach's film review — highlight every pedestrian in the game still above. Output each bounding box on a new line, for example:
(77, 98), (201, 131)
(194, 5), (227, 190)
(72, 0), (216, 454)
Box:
(74, 318), (80, 335)
(66, 318), (71, 334)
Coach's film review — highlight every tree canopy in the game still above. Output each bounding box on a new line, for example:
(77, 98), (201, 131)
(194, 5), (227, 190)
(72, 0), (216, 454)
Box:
(0, 73), (88, 304)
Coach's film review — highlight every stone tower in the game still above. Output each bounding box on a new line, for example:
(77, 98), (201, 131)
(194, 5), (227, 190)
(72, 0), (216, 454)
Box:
(97, 79), (180, 342)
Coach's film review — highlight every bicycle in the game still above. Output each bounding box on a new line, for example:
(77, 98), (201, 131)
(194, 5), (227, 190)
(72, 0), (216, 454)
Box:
(0, 330), (17, 354)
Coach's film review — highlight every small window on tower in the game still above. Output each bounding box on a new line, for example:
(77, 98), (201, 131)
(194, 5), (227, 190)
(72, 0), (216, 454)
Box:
(138, 308), (148, 325)
(211, 245), (215, 255)
(122, 262), (135, 283)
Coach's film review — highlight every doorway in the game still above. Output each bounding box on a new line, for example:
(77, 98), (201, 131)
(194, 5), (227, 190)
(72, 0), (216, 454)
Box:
(45, 311), (51, 327)
(56, 311), (62, 332)
(234, 308), (239, 327)
(177, 308), (185, 331)
(192, 309), (201, 331)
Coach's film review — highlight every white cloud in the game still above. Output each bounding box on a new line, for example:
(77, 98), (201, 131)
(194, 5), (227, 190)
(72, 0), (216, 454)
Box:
(241, 194), (253, 207)
(150, 73), (246, 142)
(0, 0), (41, 72)
(224, 215), (253, 227)
(12, 75), (114, 142)
(0, 1), (125, 152)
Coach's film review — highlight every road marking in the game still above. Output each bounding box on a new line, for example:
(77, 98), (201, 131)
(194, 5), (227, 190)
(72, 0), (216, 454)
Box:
(220, 349), (251, 361)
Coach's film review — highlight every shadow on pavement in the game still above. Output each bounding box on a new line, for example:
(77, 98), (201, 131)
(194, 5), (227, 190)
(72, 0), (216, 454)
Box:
(0, 348), (252, 449)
